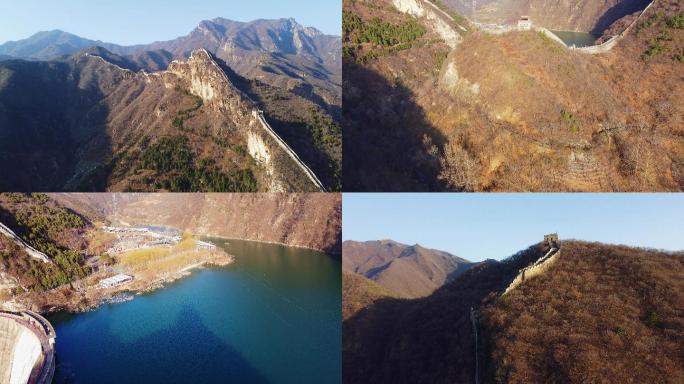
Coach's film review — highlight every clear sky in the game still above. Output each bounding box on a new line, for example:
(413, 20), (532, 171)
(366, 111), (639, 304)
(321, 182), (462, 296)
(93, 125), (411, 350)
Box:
(0, 0), (341, 45)
(343, 193), (684, 262)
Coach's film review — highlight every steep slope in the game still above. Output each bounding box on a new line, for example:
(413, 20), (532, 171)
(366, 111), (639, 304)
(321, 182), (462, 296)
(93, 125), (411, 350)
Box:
(343, 240), (684, 383)
(343, 0), (683, 191)
(482, 242), (684, 383)
(0, 48), (326, 192)
(0, 193), (93, 293)
(342, 271), (395, 320)
(343, 240), (471, 298)
(51, 193), (342, 254)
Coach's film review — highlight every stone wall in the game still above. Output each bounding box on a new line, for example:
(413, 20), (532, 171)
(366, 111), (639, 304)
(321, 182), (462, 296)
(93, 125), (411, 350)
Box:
(475, 0), (657, 54)
(503, 247), (561, 295)
(392, 0), (463, 48)
(166, 49), (324, 192)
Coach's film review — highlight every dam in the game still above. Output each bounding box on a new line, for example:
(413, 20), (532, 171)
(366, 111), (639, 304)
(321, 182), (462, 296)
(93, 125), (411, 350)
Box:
(0, 311), (55, 384)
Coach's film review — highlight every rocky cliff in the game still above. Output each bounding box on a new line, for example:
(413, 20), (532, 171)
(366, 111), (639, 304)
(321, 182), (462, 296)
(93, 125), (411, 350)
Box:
(0, 47), (326, 192)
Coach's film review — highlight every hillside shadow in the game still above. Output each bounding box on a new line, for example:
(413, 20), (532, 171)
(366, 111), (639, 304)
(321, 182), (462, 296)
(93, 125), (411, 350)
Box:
(343, 244), (546, 384)
(53, 306), (270, 384)
(592, 0), (652, 35)
(0, 59), (112, 192)
(213, 56), (341, 190)
(342, 62), (446, 191)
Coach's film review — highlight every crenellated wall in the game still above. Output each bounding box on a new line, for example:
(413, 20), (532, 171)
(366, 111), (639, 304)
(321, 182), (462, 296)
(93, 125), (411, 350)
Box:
(503, 246), (561, 295)
(164, 49), (325, 192)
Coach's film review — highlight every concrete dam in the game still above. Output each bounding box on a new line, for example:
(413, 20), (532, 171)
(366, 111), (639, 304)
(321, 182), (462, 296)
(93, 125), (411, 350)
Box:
(0, 311), (55, 384)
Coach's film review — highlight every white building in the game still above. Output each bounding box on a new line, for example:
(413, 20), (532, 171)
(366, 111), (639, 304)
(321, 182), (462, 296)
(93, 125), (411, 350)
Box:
(518, 16), (532, 30)
(196, 240), (216, 250)
(99, 274), (133, 289)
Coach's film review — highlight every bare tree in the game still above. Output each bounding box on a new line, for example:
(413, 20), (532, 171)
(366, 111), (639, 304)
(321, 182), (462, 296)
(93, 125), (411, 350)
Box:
(439, 142), (481, 191)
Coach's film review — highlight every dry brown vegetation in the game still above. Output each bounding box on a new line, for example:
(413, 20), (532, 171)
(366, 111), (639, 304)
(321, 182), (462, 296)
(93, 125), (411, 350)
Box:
(482, 242), (684, 383)
(344, 240), (684, 383)
(342, 271), (395, 320)
(343, 0), (683, 191)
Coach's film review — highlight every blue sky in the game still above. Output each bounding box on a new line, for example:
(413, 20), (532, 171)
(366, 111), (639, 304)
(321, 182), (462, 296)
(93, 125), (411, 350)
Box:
(343, 193), (684, 262)
(0, 0), (341, 45)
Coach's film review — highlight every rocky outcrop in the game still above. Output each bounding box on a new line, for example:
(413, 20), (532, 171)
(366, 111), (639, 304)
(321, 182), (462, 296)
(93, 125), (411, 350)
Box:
(392, 0), (463, 48)
(156, 49), (323, 192)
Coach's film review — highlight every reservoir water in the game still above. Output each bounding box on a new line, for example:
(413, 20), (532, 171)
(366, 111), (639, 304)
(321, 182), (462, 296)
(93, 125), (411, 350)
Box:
(48, 239), (341, 384)
(550, 31), (600, 47)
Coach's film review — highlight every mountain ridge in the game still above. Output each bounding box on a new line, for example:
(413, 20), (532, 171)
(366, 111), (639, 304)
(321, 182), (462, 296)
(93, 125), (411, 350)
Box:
(343, 239), (471, 298)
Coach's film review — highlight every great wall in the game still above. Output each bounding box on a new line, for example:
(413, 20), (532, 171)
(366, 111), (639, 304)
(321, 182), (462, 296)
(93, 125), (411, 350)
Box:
(0, 222), (50, 264)
(251, 110), (327, 192)
(393, 0), (657, 54)
(0, 311), (55, 384)
(470, 234), (562, 384)
(502, 234), (561, 295)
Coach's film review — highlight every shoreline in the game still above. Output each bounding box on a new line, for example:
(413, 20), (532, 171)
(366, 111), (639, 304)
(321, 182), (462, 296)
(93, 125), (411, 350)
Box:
(202, 234), (341, 256)
(4, 249), (234, 315)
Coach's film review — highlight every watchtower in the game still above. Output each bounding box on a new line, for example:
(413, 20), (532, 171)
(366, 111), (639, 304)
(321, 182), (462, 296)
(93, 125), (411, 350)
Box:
(518, 16), (532, 30)
(544, 233), (559, 247)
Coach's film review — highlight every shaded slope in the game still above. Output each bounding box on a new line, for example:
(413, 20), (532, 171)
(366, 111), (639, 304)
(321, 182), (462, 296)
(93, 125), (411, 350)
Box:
(343, 243), (546, 384)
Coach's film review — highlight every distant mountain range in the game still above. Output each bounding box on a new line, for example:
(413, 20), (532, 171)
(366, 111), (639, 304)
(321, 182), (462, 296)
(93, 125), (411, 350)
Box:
(0, 18), (342, 192)
(342, 240), (471, 298)
(0, 18), (341, 103)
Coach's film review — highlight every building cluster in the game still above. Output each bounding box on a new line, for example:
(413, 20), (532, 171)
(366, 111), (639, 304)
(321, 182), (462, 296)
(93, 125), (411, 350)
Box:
(104, 226), (182, 254)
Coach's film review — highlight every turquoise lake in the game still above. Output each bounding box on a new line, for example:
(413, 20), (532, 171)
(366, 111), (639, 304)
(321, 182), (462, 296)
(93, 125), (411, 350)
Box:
(550, 30), (600, 47)
(48, 239), (341, 384)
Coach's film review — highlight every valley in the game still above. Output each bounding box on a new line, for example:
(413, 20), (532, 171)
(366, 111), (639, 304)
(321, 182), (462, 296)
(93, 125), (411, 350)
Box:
(343, 0), (683, 191)
(0, 18), (342, 192)
(0, 193), (342, 313)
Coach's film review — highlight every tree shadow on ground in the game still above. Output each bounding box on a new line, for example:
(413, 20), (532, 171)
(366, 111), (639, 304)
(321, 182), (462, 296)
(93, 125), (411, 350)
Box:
(342, 61), (447, 192)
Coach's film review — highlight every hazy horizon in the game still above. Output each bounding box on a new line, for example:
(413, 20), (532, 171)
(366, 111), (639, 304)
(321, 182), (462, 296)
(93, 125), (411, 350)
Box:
(343, 193), (684, 262)
(0, 0), (341, 46)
